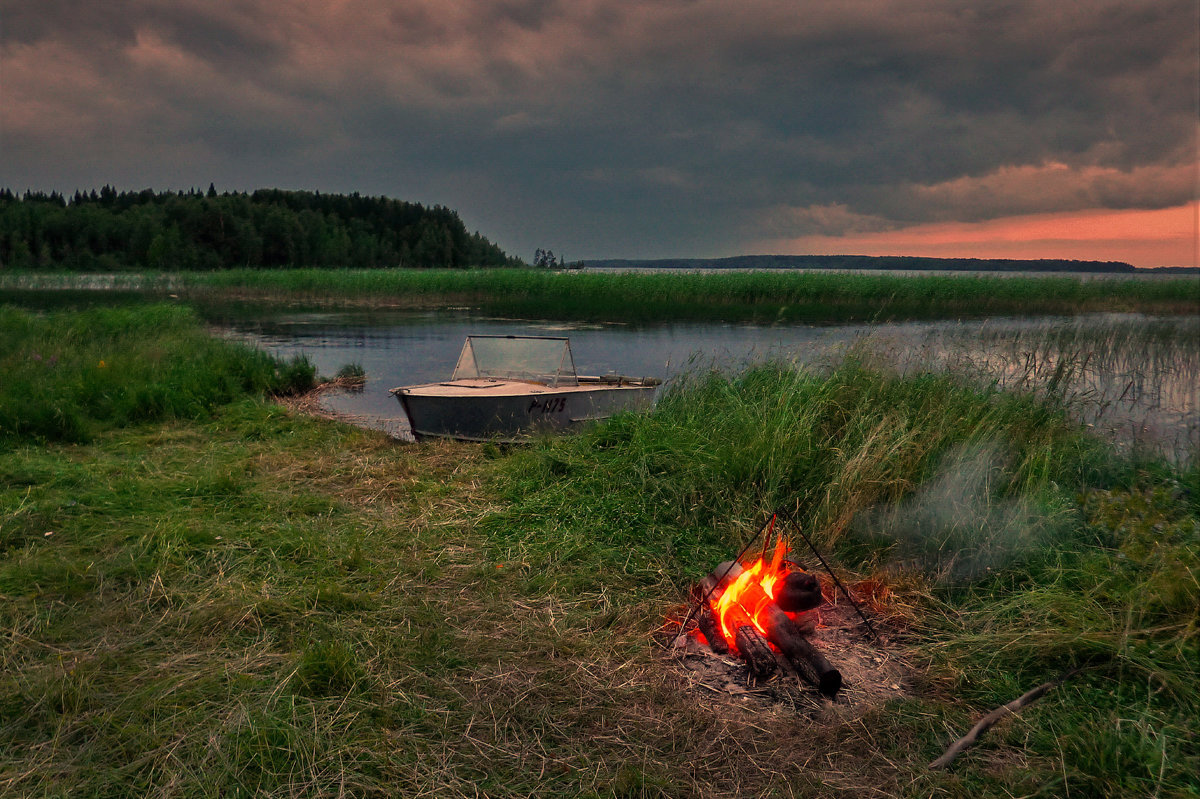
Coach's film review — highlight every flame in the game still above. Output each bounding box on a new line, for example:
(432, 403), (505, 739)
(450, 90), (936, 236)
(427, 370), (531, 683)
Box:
(688, 517), (824, 651)
(712, 535), (795, 645)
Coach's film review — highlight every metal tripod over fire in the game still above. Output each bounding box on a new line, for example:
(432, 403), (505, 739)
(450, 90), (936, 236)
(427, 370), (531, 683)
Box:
(684, 509), (878, 699)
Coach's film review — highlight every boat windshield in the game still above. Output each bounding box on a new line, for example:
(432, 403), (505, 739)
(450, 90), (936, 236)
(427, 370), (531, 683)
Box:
(451, 336), (579, 387)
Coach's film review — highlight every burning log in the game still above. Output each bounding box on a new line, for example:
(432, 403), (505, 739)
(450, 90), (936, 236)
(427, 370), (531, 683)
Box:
(733, 626), (777, 680)
(696, 608), (728, 655)
(705, 561), (842, 699)
(697, 572), (775, 679)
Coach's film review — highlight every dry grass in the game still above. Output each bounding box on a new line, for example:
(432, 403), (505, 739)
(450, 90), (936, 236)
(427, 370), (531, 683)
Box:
(0, 400), (959, 798)
(3, 337), (1196, 796)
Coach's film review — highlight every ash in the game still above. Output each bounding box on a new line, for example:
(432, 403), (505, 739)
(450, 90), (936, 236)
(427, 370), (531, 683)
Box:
(668, 602), (913, 716)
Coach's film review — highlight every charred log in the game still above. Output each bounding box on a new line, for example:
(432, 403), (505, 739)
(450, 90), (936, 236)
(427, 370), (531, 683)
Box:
(767, 620), (841, 697)
(733, 625), (777, 680)
(696, 608), (729, 655)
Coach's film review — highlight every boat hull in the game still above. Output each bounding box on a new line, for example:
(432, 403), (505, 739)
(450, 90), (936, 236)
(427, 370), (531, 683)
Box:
(394, 381), (657, 442)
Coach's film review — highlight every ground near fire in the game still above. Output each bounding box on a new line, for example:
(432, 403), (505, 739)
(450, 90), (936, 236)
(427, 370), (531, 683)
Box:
(1, 304), (1197, 797)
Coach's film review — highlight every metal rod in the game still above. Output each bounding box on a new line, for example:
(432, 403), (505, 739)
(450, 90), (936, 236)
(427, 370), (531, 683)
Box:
(778, 506), (879, 642)
(672, 512), (777, 643)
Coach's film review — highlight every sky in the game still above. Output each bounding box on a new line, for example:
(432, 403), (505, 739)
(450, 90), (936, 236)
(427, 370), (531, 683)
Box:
(2, 0), (1198, 267)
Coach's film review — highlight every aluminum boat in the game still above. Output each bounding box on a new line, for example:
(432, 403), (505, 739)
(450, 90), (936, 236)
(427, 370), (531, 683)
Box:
(390, 335), (660, 442)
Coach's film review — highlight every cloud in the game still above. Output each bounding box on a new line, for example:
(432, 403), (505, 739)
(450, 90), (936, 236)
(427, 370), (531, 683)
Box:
(2, 0), (1195, 261)
(905, 158), (1197, 220)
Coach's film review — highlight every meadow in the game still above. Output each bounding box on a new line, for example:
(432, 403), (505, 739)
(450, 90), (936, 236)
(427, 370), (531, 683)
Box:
(1, 304), (1196, 796)
(2, 268), (1197, 323)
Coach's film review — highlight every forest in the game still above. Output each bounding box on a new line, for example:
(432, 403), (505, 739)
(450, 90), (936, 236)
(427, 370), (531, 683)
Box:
(0, 186), (522, 271)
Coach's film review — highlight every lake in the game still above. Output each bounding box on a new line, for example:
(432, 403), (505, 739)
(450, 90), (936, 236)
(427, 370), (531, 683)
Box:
(210, 308), (1199, 459)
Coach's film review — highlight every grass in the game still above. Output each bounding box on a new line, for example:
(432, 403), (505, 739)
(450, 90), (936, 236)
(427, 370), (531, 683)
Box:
(1, 307), (1197, 796)
(3, 268), (1198, 323)
(0, 304), (315, 443)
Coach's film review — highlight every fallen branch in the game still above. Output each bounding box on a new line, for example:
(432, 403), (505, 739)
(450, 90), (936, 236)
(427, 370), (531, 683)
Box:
(930, 670), (1078, 770)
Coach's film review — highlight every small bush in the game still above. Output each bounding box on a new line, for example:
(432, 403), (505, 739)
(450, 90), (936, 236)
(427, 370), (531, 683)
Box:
(334, 362), (366, 381)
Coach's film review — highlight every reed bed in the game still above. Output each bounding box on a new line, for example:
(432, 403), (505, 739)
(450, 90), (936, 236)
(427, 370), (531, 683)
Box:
(183, 268), (1200, 322)
(839, 315), (1200, 462)
(4, 268), (1197, 322)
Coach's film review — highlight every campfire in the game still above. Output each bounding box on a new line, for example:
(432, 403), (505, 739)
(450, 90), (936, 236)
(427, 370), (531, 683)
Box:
(681, 514), (878, 700)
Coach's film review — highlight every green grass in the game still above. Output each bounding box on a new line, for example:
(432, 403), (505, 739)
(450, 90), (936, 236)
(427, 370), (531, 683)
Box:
(186, 268), (1200, 322)
(4, 268), (1198, 322)
(1, 307), (1197, 796)
(484, 361), (1198, 794)
(0, 304), (314, 443)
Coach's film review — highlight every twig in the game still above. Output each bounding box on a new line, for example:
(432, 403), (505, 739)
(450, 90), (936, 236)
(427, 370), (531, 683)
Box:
(929, 669), (1079, 769)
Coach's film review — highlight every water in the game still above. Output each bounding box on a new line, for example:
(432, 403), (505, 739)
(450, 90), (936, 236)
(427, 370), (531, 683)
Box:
(211, 308), (1199, 457)
(214, 308), (889, 431)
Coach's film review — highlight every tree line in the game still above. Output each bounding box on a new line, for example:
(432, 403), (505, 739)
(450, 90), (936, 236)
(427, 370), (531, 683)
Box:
(584, 255), (1152, 272)
(0, 186), (523, 271)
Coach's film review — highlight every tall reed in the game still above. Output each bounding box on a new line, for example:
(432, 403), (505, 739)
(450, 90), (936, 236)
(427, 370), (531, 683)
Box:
(876, 316), (1200, 461)
(7, 269), (1192, 323)
(180, 268), (1200, 322)
(489, 357), (1108, 588)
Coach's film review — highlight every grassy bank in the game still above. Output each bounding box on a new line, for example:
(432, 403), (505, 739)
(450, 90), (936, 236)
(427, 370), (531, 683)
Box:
(4, 268), (1198, 322)
(0, 304), (314, 443)
(1, 309), (1197, 796)
(488, 362), (1198, 794)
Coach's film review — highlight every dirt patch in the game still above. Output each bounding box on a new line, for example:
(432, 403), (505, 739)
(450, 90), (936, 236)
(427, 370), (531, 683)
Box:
(277, 379), (414, 440)
(668, 601), (914, 718)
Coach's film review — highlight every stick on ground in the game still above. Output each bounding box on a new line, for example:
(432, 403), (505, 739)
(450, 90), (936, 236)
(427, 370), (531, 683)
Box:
(929, 671), (1077, 769)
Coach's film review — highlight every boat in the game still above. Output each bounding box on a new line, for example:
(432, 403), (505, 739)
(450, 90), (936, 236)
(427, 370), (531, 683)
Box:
(390, 335), (660, 442)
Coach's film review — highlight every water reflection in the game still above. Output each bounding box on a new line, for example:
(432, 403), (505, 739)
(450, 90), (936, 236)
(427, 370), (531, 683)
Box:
(211, 308), (1198, 459)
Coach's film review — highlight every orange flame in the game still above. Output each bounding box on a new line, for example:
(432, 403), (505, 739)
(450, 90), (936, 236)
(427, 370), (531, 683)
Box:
(711, 534), (796, 645)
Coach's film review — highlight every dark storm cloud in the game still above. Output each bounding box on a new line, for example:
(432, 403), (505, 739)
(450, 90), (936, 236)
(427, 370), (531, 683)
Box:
(2, 0), (1195, 258)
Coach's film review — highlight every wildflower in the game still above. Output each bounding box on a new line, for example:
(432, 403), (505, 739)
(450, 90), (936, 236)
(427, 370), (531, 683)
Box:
(98, 360), (107, 368)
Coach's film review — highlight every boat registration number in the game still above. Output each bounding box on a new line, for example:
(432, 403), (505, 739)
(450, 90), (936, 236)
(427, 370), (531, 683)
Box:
(528, 397), (568, 415)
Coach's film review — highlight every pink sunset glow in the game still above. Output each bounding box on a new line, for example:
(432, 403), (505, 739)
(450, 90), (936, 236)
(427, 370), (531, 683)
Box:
(760, 203), (1200, 269)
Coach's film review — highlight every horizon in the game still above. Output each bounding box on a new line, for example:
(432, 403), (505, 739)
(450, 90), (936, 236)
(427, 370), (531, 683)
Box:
(4, 183), (1196, 270)
(4, 1), (1197, 269)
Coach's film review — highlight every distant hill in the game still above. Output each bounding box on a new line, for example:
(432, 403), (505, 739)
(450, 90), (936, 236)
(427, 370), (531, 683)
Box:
(0, 186), (523, 271)
(584, 255), (1198, 274)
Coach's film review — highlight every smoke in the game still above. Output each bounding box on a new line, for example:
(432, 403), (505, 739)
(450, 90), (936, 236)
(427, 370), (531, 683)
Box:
(855, 442), (1058, 582)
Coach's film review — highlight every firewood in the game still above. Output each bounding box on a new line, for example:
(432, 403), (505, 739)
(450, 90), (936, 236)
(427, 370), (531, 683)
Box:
(696, 608), (729, 655)
(700, 573), (775, 680)
(718, 593), (776, 680)
(712, 561), (842, 698)
(733, 625), (777, 680)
